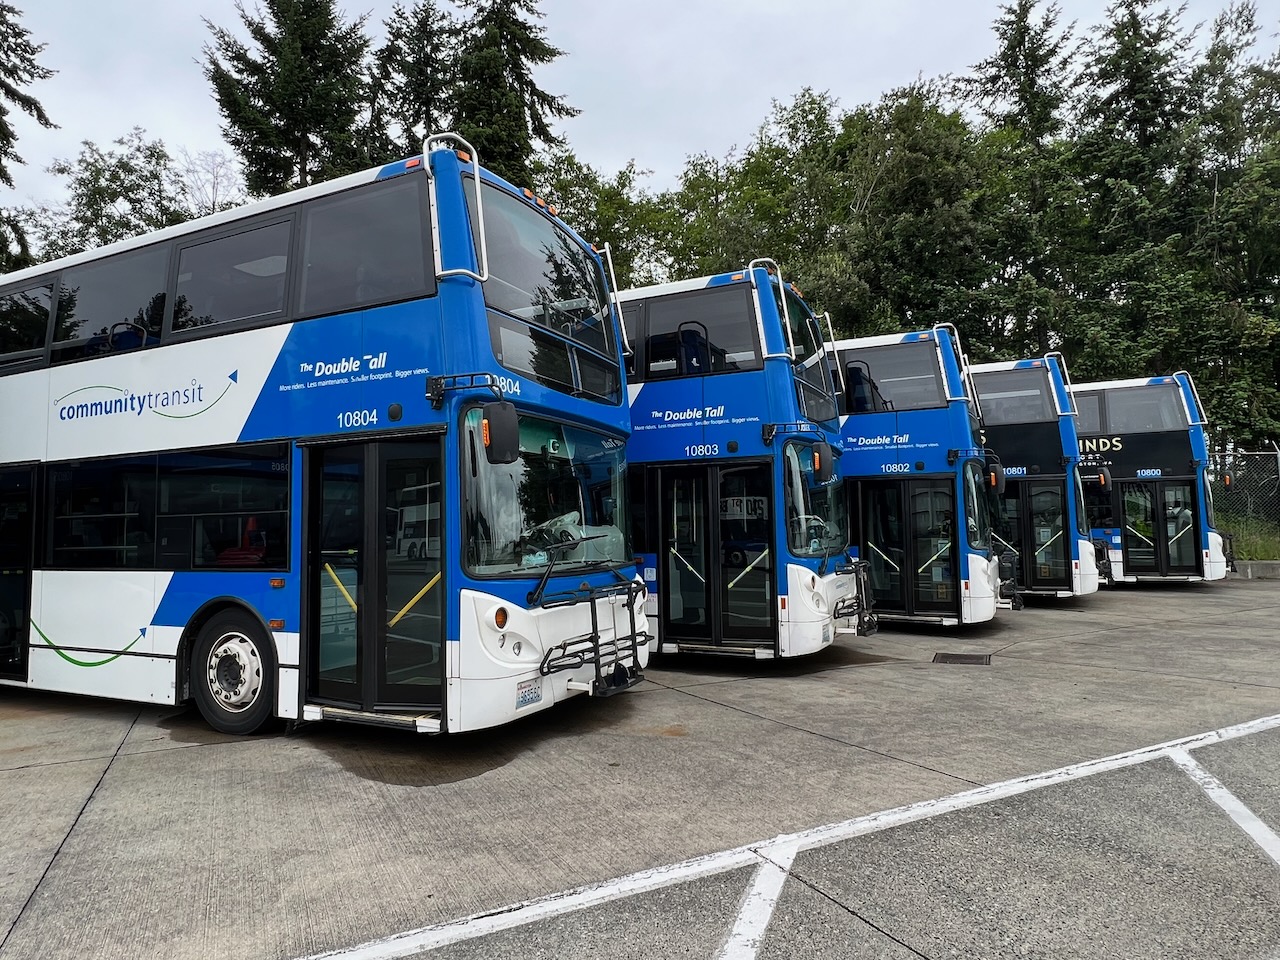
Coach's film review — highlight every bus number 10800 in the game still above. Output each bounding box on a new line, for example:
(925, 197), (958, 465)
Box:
(684, 444), (720, 457)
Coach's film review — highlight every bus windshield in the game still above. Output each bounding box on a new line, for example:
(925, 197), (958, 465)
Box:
(974, 369), (1054, 424)
(782, 442), (848, 558)
(462, 409), (629, 576)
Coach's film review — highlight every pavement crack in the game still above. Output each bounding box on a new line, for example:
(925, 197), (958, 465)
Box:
(787, 868), (936, 959)
(669, 684), (982, 788)
(0, 708), (141, 953)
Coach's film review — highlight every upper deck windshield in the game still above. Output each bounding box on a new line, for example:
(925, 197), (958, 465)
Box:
(974, 368), (1055, 425)
(466, 180), (614, 357)
(1076, 384), (1188, 435)
(841, 341), (946, 414)
(782, 442), (848, 558)
(776, 286), (838, 424)
(462, 409), (629, 576)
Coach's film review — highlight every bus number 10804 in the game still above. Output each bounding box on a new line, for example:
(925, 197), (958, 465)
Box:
(338, 409), (379, 429)
(684, 444), (720, 457)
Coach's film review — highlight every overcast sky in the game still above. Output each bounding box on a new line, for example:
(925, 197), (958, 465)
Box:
(3, 0), (1259, 208)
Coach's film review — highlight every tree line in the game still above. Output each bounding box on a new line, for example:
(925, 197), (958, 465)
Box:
(1, 0), (1278, 447)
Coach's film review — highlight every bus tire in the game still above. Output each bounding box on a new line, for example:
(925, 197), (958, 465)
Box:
(191, 611), (275, 735)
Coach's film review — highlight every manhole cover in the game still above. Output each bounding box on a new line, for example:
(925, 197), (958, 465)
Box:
(932, 653), (991, 665)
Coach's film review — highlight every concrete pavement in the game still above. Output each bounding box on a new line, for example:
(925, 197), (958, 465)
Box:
(1, 579), (1277, 959)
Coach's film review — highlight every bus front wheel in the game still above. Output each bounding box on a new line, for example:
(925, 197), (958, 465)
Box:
(191, 612), (275, 735)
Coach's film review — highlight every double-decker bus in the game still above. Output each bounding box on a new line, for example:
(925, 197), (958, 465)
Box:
(618, 260), (874, 658)
(0, 134), (648, 735)
(1074, 372), (1231, 582)
(831, 326), (1015, 626)
(971, 354), (1101, 597)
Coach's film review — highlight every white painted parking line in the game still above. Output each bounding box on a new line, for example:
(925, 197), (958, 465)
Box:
(717, 842), (800, 960)
(1169, 748), (1280, 867)
(297, 712), (1280, 960)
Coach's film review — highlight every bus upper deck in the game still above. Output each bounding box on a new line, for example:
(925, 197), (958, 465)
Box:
(1073, 372), (1230, 582)
(971, 354), (1101, 598)
(0, 134), (648, 735)
(618, 260), (874, 659)
(831, 325), (1015, 626)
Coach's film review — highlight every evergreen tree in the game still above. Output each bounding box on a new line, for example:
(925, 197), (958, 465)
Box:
(0, 2), (56, 272)
(203, 0), (370, 195)
(958, 0), (1079, 357)
(372, 1), (460, 161)
(454, 0), (577, 185)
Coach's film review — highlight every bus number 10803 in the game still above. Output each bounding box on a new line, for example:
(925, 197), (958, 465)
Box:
(684, 444), (720, 457)
(338, 409), (379, 429)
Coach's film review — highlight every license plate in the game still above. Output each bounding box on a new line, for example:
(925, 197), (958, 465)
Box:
(515, 677), (542, 709)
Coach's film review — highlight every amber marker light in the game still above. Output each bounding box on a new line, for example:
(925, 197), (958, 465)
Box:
(405, 158), (421, 169)
(482, 417), (491, 448)
(455, 150), (471, 163)
(495, 607), (508, 629)
(269, 619), (285, 630)
(269, 578), (285, 589)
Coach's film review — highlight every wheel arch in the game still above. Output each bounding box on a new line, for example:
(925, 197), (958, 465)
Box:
(175, 597), (279, 704)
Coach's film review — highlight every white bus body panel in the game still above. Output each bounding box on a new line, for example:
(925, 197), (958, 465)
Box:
(0, 367), (50, 462)
(1074, 539), (1101, 596)
(779, 564), (838, 658)
(453, 587), (649, 733)
(963, 554), (999, 624)
(1204, 532), (1228, 581)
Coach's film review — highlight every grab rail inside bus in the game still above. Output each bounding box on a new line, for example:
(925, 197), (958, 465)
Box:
(821, 311), (846, 398)
(424, 132), (489, 283)
(747, 258), (796, 360)
(1045, 350), (1078, 417)
(600, 241), (633, 357)
(1172, 370), (1207, 426)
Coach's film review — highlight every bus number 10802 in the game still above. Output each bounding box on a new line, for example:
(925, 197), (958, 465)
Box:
(684, 444), (720, 457)
(880, 463), (911, 474)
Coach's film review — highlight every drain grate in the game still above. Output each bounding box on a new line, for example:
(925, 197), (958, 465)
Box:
(932, 652), (992, 665)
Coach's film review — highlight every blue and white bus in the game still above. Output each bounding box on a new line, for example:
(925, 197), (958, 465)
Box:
(0, 134), (648, 735)
(831, 326), (1014, 626)
(1074, 372), (1231, 582)
(971, 355), (1101, 597)
(618, 261), (874, 658)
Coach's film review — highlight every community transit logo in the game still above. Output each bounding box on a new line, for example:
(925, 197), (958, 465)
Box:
(54, 371), (238, 423)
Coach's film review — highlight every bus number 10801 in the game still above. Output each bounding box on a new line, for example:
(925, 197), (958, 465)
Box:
(684, 444), (720, 457)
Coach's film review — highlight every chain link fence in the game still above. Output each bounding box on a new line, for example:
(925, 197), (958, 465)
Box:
(1210, 449), (1280, 560)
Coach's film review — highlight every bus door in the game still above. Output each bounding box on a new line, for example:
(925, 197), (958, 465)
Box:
(859, 478), (956, 617)
(0, 467), (34, 681)
(658, 462), (775, 648)
(309, 440), (444, 711)
(1120, 479), (1199, 577)
(994, 479), (1071, 592)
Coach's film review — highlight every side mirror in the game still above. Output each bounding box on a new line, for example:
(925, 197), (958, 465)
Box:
(481, 400), (520, 464)
(988, 461), (1006, 496)
(813, 441), (834, 484)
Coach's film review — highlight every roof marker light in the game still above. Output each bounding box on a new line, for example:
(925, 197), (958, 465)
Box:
(405, 157), (421, 169)
(455, 150), (471, 164)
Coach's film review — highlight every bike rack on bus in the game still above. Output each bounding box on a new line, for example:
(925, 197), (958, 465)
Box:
(537, 578), (649, 697)
(423, 132), (489, 284)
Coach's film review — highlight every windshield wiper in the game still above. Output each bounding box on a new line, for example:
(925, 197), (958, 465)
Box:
(526, 533), (609, 606)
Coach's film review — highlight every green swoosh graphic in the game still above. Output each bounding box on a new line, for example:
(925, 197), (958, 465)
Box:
(153, 379), (233, 419)
(32, 621), (144, 667)
(53, 384), (126, 404)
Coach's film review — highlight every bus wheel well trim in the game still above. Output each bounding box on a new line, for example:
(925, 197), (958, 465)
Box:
(177, 598), (279, 712)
